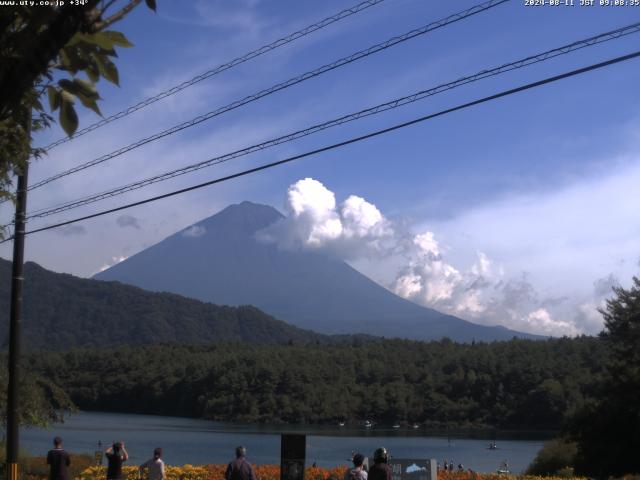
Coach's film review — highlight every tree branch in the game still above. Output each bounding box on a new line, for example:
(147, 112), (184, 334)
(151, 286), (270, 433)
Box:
(92, 0), (143, 32)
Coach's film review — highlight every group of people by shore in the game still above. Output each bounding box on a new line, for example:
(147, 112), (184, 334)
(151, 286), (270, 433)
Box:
(441, 460), (464, 472)
(46, 438), (258, 480)
(47, 436), (398, 480)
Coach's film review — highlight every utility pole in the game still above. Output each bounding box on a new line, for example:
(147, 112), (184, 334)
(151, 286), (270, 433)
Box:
(6, 161), (29, 480)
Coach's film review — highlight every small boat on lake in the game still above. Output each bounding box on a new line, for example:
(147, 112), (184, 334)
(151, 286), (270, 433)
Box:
(392, 424), (400, 429)
(338, 422), (345, 427)
(364, 420), (373, 428)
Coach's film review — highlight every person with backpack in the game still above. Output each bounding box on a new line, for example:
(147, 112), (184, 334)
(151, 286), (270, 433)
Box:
(47, 436), (70, 480)
(344, 453), (368, 480)
(225, 446), (256, 480)
(368, 448), (391, 480)
(140, 448), (165, 480)
(105, 441), (128, 480)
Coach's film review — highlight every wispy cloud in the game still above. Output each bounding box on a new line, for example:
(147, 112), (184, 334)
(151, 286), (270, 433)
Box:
(56, 224), (87, 236)
(116, 215), (141, 230)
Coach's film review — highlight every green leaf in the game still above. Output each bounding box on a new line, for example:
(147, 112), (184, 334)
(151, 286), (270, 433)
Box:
(59, 48), (72, 70)
(76, 92), (102, 117)
(47, 86), (61, 112)
(145, 0), (157, 11)
(59, 78), (101, 116)
(86, 60), (100, 83)
(59, 97), (79, 136)
(73, 78), (99, 99)
(58, 79), (77, 94)
(97, 46), (118, 58)
(82, 31), (115, 50)
(94, 55), (119, 86)
(59, 78), (98, 102)
(65, 32), (84, 47)
(59, 46), (89, 74)
(102, 31), (133, 48)
(60, 90), (75, 104)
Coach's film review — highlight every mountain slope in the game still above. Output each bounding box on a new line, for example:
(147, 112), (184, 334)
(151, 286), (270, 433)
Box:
(95, 201), (540, 341)
(0, 258), (328, 349)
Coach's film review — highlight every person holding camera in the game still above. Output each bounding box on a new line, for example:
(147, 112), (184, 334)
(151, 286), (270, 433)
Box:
(105, 441), (129, 480)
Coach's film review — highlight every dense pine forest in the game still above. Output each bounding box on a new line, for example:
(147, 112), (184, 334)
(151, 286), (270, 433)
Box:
(26, 336), (606, 429)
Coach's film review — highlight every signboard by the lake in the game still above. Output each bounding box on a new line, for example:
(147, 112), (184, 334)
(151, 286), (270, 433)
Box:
(388, 458), (438, 480)
(281, 434), (306, 480)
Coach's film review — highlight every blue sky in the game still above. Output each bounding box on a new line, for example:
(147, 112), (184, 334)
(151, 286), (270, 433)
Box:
(1, 0), (639, 335)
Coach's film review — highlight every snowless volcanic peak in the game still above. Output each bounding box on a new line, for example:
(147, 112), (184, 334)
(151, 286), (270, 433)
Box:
(95, 201), (540, 342)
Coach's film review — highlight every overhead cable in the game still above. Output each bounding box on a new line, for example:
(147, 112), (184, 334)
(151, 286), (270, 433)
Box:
(3, 48), (637, 242)
(24, 21), (640, 220)
(27, 0), (509, 192)
(39, 0), (389, 152)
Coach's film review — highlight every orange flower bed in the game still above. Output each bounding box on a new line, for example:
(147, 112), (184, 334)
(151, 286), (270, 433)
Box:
(76, 464), (350, 480)
(75, 465), (587, 480)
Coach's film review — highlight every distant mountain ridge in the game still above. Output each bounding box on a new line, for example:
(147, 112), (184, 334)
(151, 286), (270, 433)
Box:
(95, 201), (541, 341)
(0, 258), (330, 349)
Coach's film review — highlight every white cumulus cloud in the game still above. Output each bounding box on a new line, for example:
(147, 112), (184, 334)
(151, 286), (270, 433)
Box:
(262, 178), (393, 258)
(263, 177), (593, 337)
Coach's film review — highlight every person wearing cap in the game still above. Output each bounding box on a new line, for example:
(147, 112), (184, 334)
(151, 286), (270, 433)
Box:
(225, 446), (256, 480)
(140, 448), (166, 480)
(105, 441), (129, 480)
(345, 453), (368, 480)
(47, 437), (70, 480)
(368, 448), (391, 480)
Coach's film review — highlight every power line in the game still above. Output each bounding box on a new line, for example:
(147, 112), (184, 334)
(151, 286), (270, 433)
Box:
(23, 21), (640, 221)
(27, 0), (509, 192)
(38, 0), (388, 153)
(3, 49), (637, 243)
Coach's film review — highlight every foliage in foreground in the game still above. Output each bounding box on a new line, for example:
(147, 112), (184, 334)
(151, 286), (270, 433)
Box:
(0, 367), (75, 427)
(0, 1), (156, 205)
(525, 439), (577, 476)
(0, 451), (93, 480)
(567, 277), (640, 477)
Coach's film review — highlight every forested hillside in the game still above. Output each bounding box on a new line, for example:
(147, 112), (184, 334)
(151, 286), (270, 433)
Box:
(0, 258), (329, 348)
(28, 336), (606, 428)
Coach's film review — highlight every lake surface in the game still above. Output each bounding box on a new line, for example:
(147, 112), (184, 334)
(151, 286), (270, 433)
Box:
(20, 411), (550, 473)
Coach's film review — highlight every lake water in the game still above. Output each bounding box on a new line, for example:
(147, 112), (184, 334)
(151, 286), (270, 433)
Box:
(20, 411), (550, 473)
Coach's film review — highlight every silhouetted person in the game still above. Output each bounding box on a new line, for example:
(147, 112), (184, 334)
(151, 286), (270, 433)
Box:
(140, 448), (165, 480)
(105, 441), (129, 480)
(47, 437), (70, 480)
(368, 448), (391, 480)
(225, 446), (256, 480)
(345, 453), (368, 480)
